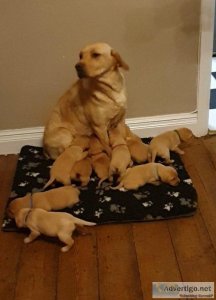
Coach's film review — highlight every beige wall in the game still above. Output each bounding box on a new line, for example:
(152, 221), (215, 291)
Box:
(0, 0), (200, 130)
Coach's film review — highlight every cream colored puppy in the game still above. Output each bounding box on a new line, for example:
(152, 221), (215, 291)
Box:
(44, 145), (88, 189)
(70, 157), (92, 186)
(149, 128), (193, 164)
(109, 125), (131, 181)
(112, 162), (180, 191)
(15, 208), (96, 252)
(43, 42), (129, 159)
(89, 135), (110, 186)
(7, 186), (80, 218)
(126, 133), (149, 163)
(71, 135), (90, 151)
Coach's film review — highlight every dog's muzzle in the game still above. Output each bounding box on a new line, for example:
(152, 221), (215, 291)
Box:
(75, 63), (86, 78)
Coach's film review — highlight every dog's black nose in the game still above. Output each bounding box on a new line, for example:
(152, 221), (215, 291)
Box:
(75, 63), (82, 72)
(75, 63), (85, 78)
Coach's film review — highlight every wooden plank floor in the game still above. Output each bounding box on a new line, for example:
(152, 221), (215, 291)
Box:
(0, 136), (216, 300)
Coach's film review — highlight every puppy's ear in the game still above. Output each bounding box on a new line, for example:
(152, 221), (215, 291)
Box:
(111, 49), (129, 71)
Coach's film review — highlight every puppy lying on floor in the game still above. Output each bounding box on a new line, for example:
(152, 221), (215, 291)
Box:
(149, 127), (193, 164)
(15, 208), (96, 252)
(44, 145), (88, 189)
(112, 162), (180, 191)
(89, 135), (110, 187)
(7, 186), (80, 218)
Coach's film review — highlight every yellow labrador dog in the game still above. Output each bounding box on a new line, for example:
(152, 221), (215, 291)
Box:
(112, 162), (180, 191)
(89, 135), (110, 187)
(108, 124), (132, 181)
(7, 186), (80, 218)
(15, 208), (96, 252)
(149, 128), (193, 164)
(43, 145), (88, 189)
(43, 42), (129, 159)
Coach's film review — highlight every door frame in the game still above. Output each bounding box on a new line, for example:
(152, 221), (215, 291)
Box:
(196, 0), (215, 136)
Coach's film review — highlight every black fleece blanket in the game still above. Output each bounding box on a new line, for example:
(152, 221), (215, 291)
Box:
(2, 141), (197, 231)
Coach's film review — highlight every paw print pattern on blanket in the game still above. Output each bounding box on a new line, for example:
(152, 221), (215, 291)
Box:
(2, 141), (198, 231)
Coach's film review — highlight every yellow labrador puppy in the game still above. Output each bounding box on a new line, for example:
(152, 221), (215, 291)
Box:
(7, 186), (80, 218)
(70, 157), (92, 186)
(112, 162), (180, 191)
(149, 128), (193, 164)
(108, 124), (132, 181)
(89, 135), (110, 187)
(44, 145), (88, 189)
(43, 42), (129, 159)
(126, 133), (149, 164)
(15, 208), (96, 252)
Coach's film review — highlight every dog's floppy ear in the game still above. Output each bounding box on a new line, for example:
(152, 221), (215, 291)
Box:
(111, 49), (129, 71)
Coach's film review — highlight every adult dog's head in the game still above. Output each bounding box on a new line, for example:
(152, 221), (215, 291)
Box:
(75, 42), (129, 78)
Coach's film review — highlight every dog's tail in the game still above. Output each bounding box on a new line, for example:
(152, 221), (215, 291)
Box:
(150, 149), (157, 163)
(43, 177), (55, 190)
(72, 216), (96, 227)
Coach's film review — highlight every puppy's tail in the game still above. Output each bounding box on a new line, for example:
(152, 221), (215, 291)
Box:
(150, 149), (157, 163)
(43, 177), (55, 190)
(147, 149), (152, 162)
(72, 216), (96, 227)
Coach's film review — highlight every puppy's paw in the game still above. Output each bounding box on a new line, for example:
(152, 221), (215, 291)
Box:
(164, 159), (174, 165)
(61, 245), (71, 252)
(119, 187), (127, 192)
(24, 237), (31, 244)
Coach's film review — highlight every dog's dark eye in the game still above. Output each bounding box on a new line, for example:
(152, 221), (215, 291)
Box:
(92, 52), (101, 58)
(79, 53), (83, 59)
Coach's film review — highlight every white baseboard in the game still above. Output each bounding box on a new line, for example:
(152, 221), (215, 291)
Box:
(126, 112), (199, 137)
(0, 112), (199, 155)
(0, 127), (44, 155)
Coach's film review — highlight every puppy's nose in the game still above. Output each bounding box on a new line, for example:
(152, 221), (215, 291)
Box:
(75, 63), (85, 78)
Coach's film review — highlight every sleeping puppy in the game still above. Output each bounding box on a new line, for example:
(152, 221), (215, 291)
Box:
(7, 186), (80, 218)
(70, 157), (92, 186)
(149, 128), (193, 164)
(89, 135), (110, 186)
(15, 208), (96, 252)
(108, 125), (132, 181)
(112, 162), (180, 191)
(44, 145), (88, 189)
(43, 42), (129, 159)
